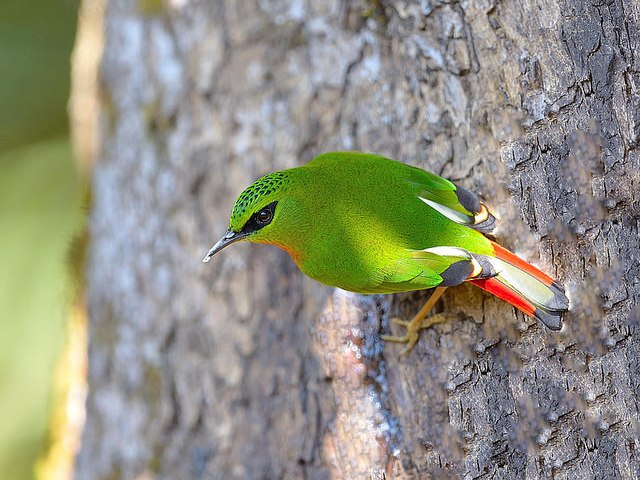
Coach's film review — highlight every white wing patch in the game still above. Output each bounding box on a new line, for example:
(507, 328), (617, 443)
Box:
(419, 196), (471, 224)
(421, 246), (470, 258)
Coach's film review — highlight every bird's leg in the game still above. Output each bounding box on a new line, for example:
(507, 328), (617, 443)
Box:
(381, 286), (448, 355)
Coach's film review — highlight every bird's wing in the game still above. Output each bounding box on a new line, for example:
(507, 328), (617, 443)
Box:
(406, 167), (496, 233)
(378, 247), (483, 292)
(307, 152), (495, 232)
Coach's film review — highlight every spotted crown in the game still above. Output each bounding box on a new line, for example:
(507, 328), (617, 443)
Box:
(231, 171), (289, 221)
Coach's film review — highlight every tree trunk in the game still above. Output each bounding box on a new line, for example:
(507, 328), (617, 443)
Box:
(77, 0), (640, 478)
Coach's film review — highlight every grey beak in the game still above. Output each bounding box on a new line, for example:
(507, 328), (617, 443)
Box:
(202, 230), (245, 263)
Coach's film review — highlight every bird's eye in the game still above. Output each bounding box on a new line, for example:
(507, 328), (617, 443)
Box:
(242, 201), (277, 233)
(256, 209), (273, 225)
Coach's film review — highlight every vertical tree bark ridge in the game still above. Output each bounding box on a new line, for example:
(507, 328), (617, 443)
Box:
(78, 0), (640, 478)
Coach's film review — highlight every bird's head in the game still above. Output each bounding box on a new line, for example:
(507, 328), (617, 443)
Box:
(203, 170), (297, 262)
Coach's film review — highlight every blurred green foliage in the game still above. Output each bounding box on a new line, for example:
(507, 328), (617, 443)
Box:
(0, 140), (82, 480)
(0, 0), (77, 153)
(0, 1), (81, 479)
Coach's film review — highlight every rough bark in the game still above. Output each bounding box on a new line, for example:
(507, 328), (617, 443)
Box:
(77, 0), (640, 478)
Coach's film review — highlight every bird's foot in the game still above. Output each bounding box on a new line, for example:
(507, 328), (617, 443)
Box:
(380, 314), (449, 356)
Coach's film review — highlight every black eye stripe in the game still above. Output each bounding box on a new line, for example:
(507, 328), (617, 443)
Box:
(240, 201), (278, 234)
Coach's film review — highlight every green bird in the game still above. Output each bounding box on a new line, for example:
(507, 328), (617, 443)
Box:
(203, 152), (569, 354)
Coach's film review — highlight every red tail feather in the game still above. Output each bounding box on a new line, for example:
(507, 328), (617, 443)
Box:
(470, 277), (537, 317)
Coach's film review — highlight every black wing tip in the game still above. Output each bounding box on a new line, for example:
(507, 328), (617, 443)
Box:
(472, 212), (496, 233)
(453, 184), (497, 233)
(439, 259), (474, 286)
(453, 185), (481, 212)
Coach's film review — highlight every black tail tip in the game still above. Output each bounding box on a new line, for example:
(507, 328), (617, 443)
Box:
(534, 281), (569, 330)
(549, 281), (570, 309)
(534, 307), (565, 331)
